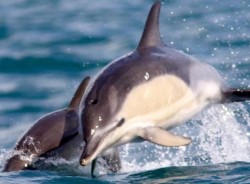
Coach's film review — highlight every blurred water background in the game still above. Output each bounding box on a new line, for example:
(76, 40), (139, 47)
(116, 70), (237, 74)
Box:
(0, 0), (250, 183)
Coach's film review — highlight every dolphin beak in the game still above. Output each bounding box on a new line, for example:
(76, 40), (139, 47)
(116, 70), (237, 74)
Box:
(79, 138), (103, 166)
(80, 157), (92, 166)
(79, 127), (118, 166)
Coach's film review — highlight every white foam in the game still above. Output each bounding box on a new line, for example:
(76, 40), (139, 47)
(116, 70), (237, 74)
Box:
(119, 102), (250, 173)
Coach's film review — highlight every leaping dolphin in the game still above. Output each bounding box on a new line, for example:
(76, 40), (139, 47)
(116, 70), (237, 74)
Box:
(79, 1), (250, 168)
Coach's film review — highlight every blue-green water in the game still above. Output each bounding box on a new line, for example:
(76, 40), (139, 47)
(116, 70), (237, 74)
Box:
(0, 0), (250, 183)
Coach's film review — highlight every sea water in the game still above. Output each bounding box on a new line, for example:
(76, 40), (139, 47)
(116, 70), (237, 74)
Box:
(0, 0), (249, 183)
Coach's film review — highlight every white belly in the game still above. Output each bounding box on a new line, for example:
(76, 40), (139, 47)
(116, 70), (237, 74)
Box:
(116, 74), (222, 133)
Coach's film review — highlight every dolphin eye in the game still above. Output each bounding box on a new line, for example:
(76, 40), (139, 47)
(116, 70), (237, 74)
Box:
(89, 99), (98, 105)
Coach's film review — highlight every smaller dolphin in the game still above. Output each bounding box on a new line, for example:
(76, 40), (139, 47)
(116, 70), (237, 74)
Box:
(3, 76), (90, 172)
(3, 77), (121, 175)
(79, 1), (250, 168)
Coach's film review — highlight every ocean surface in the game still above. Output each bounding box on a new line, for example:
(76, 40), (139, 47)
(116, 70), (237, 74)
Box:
(0, 0), (250, 183)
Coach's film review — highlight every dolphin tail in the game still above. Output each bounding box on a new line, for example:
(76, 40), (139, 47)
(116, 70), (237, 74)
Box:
(223, 89), (250, 102)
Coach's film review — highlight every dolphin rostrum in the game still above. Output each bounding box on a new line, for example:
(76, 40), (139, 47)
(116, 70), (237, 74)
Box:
(79, 1), (250, 168)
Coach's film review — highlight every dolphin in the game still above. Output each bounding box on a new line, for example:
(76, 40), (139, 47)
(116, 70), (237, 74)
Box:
(3, 76), (90, 172)
(3, 76), (121, 175)
(79, 1), (250, 168)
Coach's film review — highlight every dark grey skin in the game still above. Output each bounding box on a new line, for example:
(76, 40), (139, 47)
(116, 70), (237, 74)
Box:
(3, 77), (90, 172)
(3, 76), (121, 175)
(80, 1), (250, 168)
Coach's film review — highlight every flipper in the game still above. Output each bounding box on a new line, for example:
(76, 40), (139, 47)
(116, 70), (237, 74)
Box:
(3, 76), (90, 172)
(223, 89), (250, 102)
(138, 127), (191, 147)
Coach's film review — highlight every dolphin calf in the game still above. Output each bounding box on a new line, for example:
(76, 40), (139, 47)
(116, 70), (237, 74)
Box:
(3, 76), (90, 172)
(3, 76), (121, 175)
(79, 1), (250, 168)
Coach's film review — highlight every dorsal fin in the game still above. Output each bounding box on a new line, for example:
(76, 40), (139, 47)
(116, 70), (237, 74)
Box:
(137, 1), (163, 50)
(69, 76), (90, 110)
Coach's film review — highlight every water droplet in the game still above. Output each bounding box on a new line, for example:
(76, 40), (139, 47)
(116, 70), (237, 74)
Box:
(99, 116), (102, 121)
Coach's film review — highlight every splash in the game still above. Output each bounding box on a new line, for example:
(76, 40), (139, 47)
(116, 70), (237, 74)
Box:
(119, 102), (250, 173)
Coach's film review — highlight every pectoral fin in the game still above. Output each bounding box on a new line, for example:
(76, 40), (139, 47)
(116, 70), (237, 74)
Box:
(138, 127), (191, 147)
